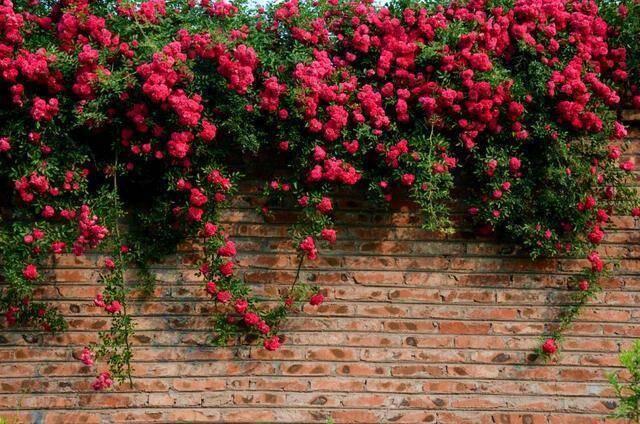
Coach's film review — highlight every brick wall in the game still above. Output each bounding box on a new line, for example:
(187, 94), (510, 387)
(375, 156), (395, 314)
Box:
(1, 113), (639, 424)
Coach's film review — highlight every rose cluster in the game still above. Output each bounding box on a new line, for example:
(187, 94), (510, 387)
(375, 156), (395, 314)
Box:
(0, 0), (638, 388)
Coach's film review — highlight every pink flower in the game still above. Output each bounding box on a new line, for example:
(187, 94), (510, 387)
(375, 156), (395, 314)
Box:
(596, 209), (609, 223)
(189, 188), (208, 207)
(316, 197), (333, 214)
(187, 207), (203, 222)
(320, 229), (337, 244)
(587, 251), (604, 272)
(216, 290), (232, 303)
(202, 222), (218, 237)
(263, 335), (281, 351)
(313, 146), (326, 161)
(309, 293), (324, 306)
(51, 241), (66, 254)
(542, 338), (557, 354)
(206, 281), (217, 296)
(92, 372), (113, 391)
(79, 347), (94, 366)
(620, 160), (635, 172)
(0, 137), (10, 152)
(619, 4), (629, 17)
(243, 312), (260, 326)
(105, 301), (122, 314)
(401, 173), (415, 186)
(31, 97), (59, 122)
(5, 306), (19, 326)
(298, 196), (309, 207)
(583, 196), (596, 210)
(299, 236), (318, 260)
(198, 120), (217, 142)
(588, 226), (604, 244)
(104, 258), (115, 270)
(608, 145), (621, 160)
(613, 121), (627, 139)
(509, 157), (521, 174)
(22, 264), (39, 280)
(217, 240), (237, 257)
(343, 139), (359, 154)
(578, 280), (589, 291)
(468, 52), (492, 71)
(234, 299), (248, 314)
(257, 321), (270, 334)
(167, 131), (193, 159)
(219, 261), (234, 277)
(42, 206), (55, 219)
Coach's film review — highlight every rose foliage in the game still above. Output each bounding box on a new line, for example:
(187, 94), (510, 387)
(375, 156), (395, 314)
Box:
(0, 0), (638, 388)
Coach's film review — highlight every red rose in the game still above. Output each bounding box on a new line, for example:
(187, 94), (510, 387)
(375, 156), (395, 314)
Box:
(22, 264), (39, 280)
(79, 347), (94, 366)
(257, 321), (270, 334)
(202, 222), (218, 237)
(0, 137), (10, 152)
(219, 261), (234, 276)
(313, 146), (326, 161)
(217, 240), (237, 257)
(198, 120), (217, 142)
(243, 312), (260, 326)
(92, 372), (113, 391)
(320, 229), (337, 244)
(316, 197), (333, 214)
(51, 241), (66, 254)
(216, 290), (232, 303)
(104, 258), (115, 270)
(234, 299), (248, 314)
(542, 338), (558, 354)
(187, 207), (203, 222)
(263, 335), (281, 351)
(299, 236), (318, 260)
(587, 251), (604, 272)
(189, 188), (208, 207)
(588, 226), (604, 244)
(206, 281), (217, 296)
(309, 293), (324, 306)
(401, 173), (415, 186)
(105, 301), (122, 314)
(41, 205), (55, 219)
(620, 160), (635, 172)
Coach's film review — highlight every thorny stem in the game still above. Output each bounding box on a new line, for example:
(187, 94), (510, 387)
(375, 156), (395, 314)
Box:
(288, 253), (305, 296)
(113, 152), (134, 388)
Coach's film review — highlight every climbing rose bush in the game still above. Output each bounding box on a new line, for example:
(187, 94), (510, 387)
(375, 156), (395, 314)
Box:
(0, 0), (638, 387)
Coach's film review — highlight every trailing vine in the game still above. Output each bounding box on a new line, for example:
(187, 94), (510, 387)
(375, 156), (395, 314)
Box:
(0, 0), (638, 387)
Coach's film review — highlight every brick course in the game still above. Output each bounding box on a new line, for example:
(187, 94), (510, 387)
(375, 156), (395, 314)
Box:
(1, 114), (639, 423)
